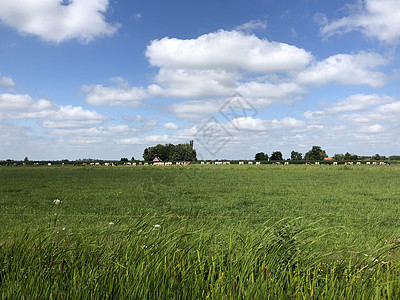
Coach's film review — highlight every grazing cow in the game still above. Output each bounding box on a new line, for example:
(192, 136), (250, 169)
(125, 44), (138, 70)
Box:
(379, 162), (386, 165)
(248, 161), (253, 165)
(256, 162), (261, 165)
(356, 162), (362, 165)
(315, 162), (320, 165)
(82, 163), (87, 166)
(144, 162), (149, 166)
(206, 162), (211, 165)
(48, 163), (52, 166)
(239, 161), (244, 165)
(306, 162), (311, 165)
(372, 162), (378, 165)
(201, 162), (205, 165)
(366, 162), (371, 165)
(284, 162), (289, 165)
(132, 163), (137, 166)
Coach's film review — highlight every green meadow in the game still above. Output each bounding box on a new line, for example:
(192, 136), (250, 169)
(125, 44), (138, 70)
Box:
(2, 164), (400, 298)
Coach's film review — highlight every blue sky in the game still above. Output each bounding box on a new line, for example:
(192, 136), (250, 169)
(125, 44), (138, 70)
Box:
(1, 0), (400, 160)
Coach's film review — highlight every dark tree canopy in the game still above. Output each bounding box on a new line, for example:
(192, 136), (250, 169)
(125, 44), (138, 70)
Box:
(254, 152), (268, 161)
(270, 151), (283, 161)
(304, 146), (327, 161)
(290, 151), (302, 161)
(143, 141), (197, 161)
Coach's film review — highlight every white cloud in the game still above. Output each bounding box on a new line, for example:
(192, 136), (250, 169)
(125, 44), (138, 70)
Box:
(328, 94), (395, 113)
(320, 0), (400, 44)
(163, 122), (179, 130)
(42, 105), (107, 128)
(238, 81), (306, 103)
(0, 93), (57, 118)
(168, 99), (226, 119)
(0, 0), (120, 43)
(0, 76), (15, 89)
(0, 92), (107, 129)
(295, 52), (388, 88)
(149, 68), (238, 98)
(146, 30), (313, 73)
(235, 20), (267, 32)
(82, 79), (148, 107)
(364, 124), (384, 133)
(119, 135), (170, 145)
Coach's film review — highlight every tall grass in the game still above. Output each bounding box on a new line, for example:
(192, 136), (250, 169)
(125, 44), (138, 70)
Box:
(2, 217), (400, 299)
(2, 165), (400, 297)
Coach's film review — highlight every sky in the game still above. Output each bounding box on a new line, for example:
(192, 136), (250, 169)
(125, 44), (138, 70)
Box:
(1, 0), (400, 161)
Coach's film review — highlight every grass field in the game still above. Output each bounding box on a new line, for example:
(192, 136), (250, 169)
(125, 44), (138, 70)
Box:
(2, 164), (400, 298)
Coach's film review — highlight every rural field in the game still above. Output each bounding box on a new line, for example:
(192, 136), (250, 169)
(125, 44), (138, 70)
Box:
(2, 164), (400, 298)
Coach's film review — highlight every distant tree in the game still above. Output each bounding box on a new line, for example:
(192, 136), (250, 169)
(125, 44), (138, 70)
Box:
(389, 155), (400, 161)
(304, 146), (327, 161)
(270, 151), (283, 161)
(255, 152), (267, 160)
(24, 157), (29, 162)
(350, 154), (358, 160)
(372, 154), (381, 160)
(143, 141), (196, 161)
(290, 151), (302, 161)
(120, 158), (128, 162)
(333, 153), (344, 161)
(344, 152), (352, 160)
(131, 156), (135, 161)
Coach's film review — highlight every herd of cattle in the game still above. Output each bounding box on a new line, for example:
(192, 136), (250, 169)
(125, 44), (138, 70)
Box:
(1, 161), (391, 167)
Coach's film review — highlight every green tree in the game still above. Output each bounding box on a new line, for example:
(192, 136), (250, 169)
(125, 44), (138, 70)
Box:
(344, 152), (352, 160)
(143, 141), (197, 161)
(333, 153), (344, 161)
(290, 151), (302, 161)
(254, 152), (266, 160)
(270, 151), (283, 161)
(372, 154), (381, 160)
(304, 146), (327, 161)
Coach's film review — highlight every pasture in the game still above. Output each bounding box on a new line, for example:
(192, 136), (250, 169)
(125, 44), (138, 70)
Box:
(1, 164), (400, 298)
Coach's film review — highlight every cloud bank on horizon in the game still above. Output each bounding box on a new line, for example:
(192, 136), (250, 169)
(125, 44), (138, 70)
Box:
(0, 0), (399, 160)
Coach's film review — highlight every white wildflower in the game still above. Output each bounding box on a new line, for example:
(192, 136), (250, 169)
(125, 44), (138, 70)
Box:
(53, 199), (61, 205)
(154, 224), (161, 228)
(108, 222), (114, 226)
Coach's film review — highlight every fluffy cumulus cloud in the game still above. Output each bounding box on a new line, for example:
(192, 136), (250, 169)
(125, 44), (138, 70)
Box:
(0, 76), (15, 89)
(82, 81), (148, 107)
(163, 122), (179, 130)
(0, 0), (120, 43)
(140, 29), (389, 120)
(81, 29), (388, 121)
(295, 52), (389, 88)
(319, 0), (400, 44)
(0, 92), (106, 127)
(146, 30), (312, 73)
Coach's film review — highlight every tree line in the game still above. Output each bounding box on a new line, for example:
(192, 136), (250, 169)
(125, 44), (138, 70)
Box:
(255, 146), (392, 161)
(142, 140), (197, 162)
